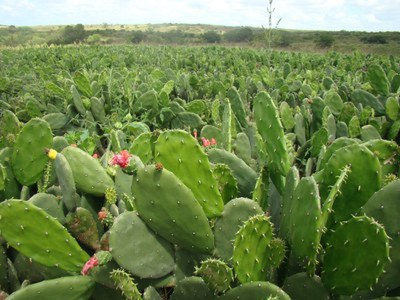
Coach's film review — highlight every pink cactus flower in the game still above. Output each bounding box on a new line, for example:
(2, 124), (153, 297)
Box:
(201, 137), (210, 147)
(92, 153), (99, 159)
(201, 137), (217, 148)
(193, 130), (198, 139)
(111, 150), (131, 168)
(71, 143), (77, 148)
(81, 256), (99, 275)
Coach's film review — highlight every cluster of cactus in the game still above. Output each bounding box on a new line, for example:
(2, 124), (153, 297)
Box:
(0, 45), (399, 299)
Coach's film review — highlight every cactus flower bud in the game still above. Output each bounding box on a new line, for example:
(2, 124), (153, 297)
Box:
(81, 256), (99, 275)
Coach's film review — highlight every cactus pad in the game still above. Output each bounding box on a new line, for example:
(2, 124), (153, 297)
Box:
(321, 215), (390, 295)
(0, 199), (89, 272)
(214, 198), (263, 261)
(12, 118), (53, 186)
(131, 165), (214, 254)
(233, 214), (274, 283)
(109, 211), (175, 279)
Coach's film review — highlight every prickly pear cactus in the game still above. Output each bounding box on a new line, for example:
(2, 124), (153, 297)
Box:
(170, 276), (214, 300)
(361, 180), (400, 294)
(110, 268), (142, 300)
(11, 118), (53, 186)
(214, 198), (263, 262)
(109, 211), (175, 279)
(61, 146), (114, 196)
(129, 132), (155, 164)
(218, 281), (290, 300)
(233, 214), (275, 283)
(321, 215), (390, 295)
(207, 148), (257, 198)
(66, 207), (100, 251)
(194, 258), (234, 293)
(0, 200), (89, 272)
(48, 149), (80, 211)
(0, 109), (21, 147)
(319, 143), (381, 225)
(6, 276), (95, 300)
(367, 64), (390, 96)
(254, 91), (290, 177)
(279, 166), (300, 241)
(155, 130), (224, 218)
(289, 177), (322, 275)
(282, 272), (330, 300)
(212, 163), (238, 204)
(131, 165), (214, 254)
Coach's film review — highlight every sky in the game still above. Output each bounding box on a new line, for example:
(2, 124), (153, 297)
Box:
(0, 0), (399, 32)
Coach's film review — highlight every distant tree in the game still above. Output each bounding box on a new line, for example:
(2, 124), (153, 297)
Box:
(315, 33), (335, 48)
(86, 34), (102, 44)
(202, 31), (221, 43)
(131, 31), (146, 44)
(61, 24), (86, 44)
(277, 30), (292, 47)
(224, 27), (253, 43)
(360, 34), (387, 44)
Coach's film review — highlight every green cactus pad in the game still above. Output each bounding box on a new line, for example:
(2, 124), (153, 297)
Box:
(6, 276), (94, 300)
(289, 177), (322, 274)
(321, 215), (390, 295)
(324, 90), (344, 115)
(317, 137), (358, 172)
(254, 91), (290, 176)
(143, 286), (162, 300)
(233, 132), (252, 165)
(194, 258), (234, 293)
(61, 146), (114, 196)
(129, 132), (155, 164)
(212, 163), (238, 204)
(0, 199), (89, 272)
(351, 89), (385, 116)
(227, 86), (247, 129)
(11, 118), (53, 186)
(252, 166), (269, 212)
(28, 193), (65, 223)
(214, 198), (263, 261)
(42, 113), (69, 130)
(361, 180), (400, 294)
(367, 64), (390, 96)
(279, 166), (300, 241)
(282, 272), (330, 300)
(0, 244), (8, 293)
(218, 281), (290, 300)
(170, 276), (214, 300)
(207, 148), (257, 198)
(362, 139), (399, 178)
(53, 151), (80, 211)
(233, 214), (274, 283)
(0, 147), (21, 201)
(319, 143), (381, 224)
(0, 109), (21, 147)
(131, 165), (214, 254)
(109, 211), (175, 279)
(155, 130), (224, 218)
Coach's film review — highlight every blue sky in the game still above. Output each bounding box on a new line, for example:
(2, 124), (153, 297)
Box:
(1, 0), (399, 31)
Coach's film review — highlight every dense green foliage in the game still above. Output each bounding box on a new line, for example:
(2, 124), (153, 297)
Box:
(0, 44), (399, 299)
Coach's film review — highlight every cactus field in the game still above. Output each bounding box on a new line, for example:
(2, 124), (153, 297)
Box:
(0, 44), (400, 299)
